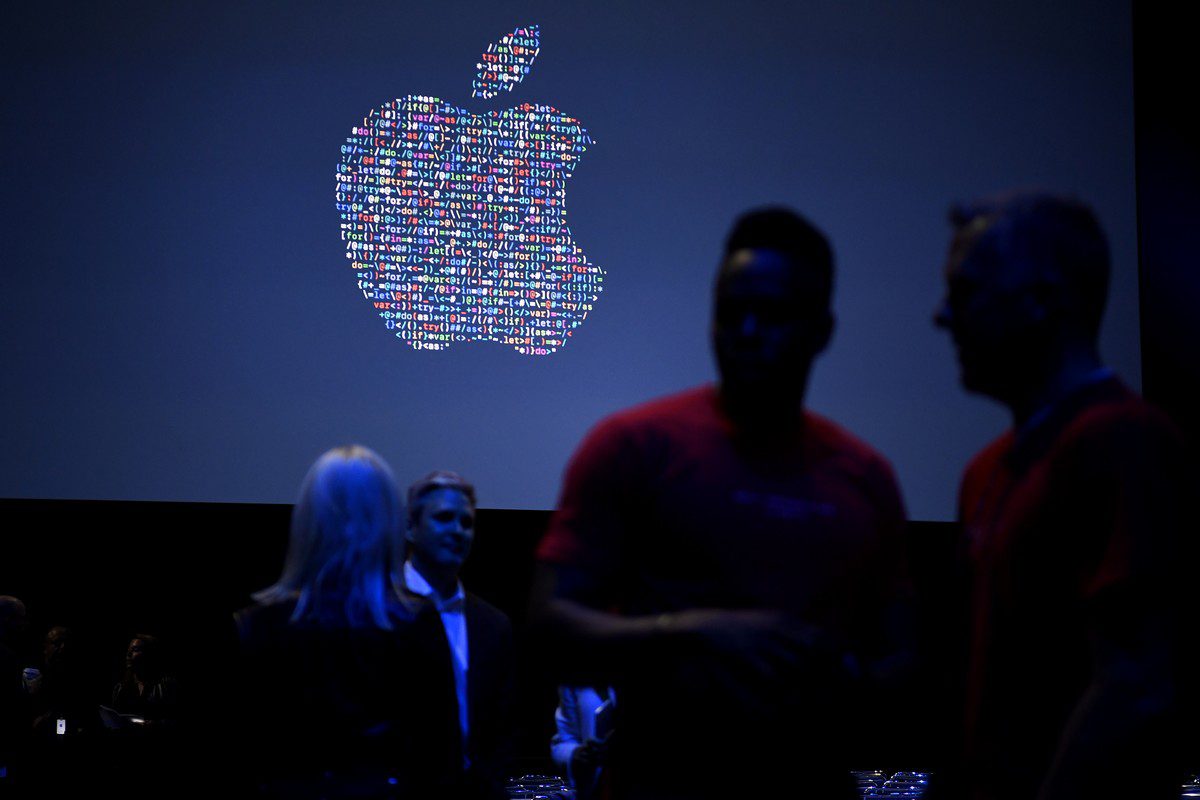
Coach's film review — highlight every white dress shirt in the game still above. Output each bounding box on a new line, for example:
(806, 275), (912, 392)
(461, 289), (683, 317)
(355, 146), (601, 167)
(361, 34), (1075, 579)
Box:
(550, 686), (616, 788)
(404, 559), (470, 765)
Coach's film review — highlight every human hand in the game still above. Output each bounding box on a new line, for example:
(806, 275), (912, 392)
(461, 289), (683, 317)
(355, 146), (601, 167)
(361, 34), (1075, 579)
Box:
(571, 739), (607, 777)
(657, 608), (820, 684)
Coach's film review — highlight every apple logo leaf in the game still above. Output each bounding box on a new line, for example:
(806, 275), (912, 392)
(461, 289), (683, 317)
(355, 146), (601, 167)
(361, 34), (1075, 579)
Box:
(336, 25), (603, 356)
(472, 25), (540, 100)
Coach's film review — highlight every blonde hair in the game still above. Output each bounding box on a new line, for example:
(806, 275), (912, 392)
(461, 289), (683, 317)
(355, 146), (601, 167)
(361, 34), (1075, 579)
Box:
(254, 445), (403, 630)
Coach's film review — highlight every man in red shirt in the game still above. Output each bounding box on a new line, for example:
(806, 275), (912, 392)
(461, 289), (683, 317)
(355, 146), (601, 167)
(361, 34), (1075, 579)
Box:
(934, 192), (1190, 799)
(533, 208), (912, 800)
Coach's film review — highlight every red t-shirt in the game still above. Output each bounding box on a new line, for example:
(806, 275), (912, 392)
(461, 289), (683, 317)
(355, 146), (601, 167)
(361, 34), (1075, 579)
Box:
(539, 384), (908, 645)
(959, 378), (1187, 798)
(538, 385), (909, 794)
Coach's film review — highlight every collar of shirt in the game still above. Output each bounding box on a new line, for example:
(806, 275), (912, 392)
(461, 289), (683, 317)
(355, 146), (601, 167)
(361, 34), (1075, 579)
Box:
(403, 560), (466, 613)
(1017, 366), (1116, 437)
(1007, 367), (1120, 471)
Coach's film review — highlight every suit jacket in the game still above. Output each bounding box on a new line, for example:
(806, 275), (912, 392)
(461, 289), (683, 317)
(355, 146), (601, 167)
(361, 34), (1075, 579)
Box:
(395, 579), (516, 800)
(462, 592), (516, 798)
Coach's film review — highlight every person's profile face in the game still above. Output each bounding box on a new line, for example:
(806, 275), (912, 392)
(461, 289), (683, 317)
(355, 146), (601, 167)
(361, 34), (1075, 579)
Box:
(934, 220), (1046, 398)
(407, 487), (475, 575)
(713, 248), (829, 399)
(44, 627), (72, 665)
(126, 638), (146, 670)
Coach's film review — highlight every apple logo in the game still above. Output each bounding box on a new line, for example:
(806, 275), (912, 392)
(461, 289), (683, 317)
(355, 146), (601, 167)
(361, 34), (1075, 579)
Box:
(335, 24), (603, 355)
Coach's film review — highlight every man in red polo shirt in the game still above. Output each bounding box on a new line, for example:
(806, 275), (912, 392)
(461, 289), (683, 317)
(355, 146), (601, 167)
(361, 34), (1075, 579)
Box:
(934, 192), (1190, 799)
(533, 208), (913, 800)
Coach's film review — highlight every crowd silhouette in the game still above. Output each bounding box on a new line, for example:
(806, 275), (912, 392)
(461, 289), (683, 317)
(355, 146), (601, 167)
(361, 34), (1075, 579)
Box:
(1, 193), (1195, 799)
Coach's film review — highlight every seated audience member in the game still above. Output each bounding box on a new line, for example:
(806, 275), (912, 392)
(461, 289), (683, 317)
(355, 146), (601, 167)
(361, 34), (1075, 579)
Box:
(97, 634), (183, 796)
(933, 191), (1192, 799)
(533, 208), (913, 800)
(394, 471), (515, 800)
(15, 623), (108, 794)
(234, 445), (459, 798)
(108, 634), (178, 730)
(550, 685), (614, 799)
(28, 625), (98, 738)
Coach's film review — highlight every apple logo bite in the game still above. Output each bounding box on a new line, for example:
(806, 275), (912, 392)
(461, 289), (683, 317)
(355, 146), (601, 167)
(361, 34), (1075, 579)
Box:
(335, 24), (604, 355)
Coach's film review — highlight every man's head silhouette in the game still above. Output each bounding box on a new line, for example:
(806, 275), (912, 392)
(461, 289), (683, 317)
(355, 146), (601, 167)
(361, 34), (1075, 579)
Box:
(713, 207), (835, 427)
(935, 192), (1109, 413)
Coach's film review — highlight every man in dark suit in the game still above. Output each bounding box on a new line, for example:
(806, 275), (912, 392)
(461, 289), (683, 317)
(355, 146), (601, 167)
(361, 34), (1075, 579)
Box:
(396, 471), (515, 800)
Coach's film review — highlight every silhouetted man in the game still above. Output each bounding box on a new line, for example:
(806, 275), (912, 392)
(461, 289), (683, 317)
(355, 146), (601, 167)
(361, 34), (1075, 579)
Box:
(534, 208), (912, 800)
(0, 596), (29, 777)
(396, 471), (515, 800)
(934, 192), (1190, 799)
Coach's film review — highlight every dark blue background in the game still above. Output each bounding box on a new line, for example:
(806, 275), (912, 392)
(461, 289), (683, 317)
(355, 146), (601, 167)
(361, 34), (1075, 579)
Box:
(0, 0), (1138, 519)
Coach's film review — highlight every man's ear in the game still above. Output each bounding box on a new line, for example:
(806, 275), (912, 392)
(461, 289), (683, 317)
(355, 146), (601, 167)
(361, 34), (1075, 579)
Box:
(1025, 279), (1063, 326)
